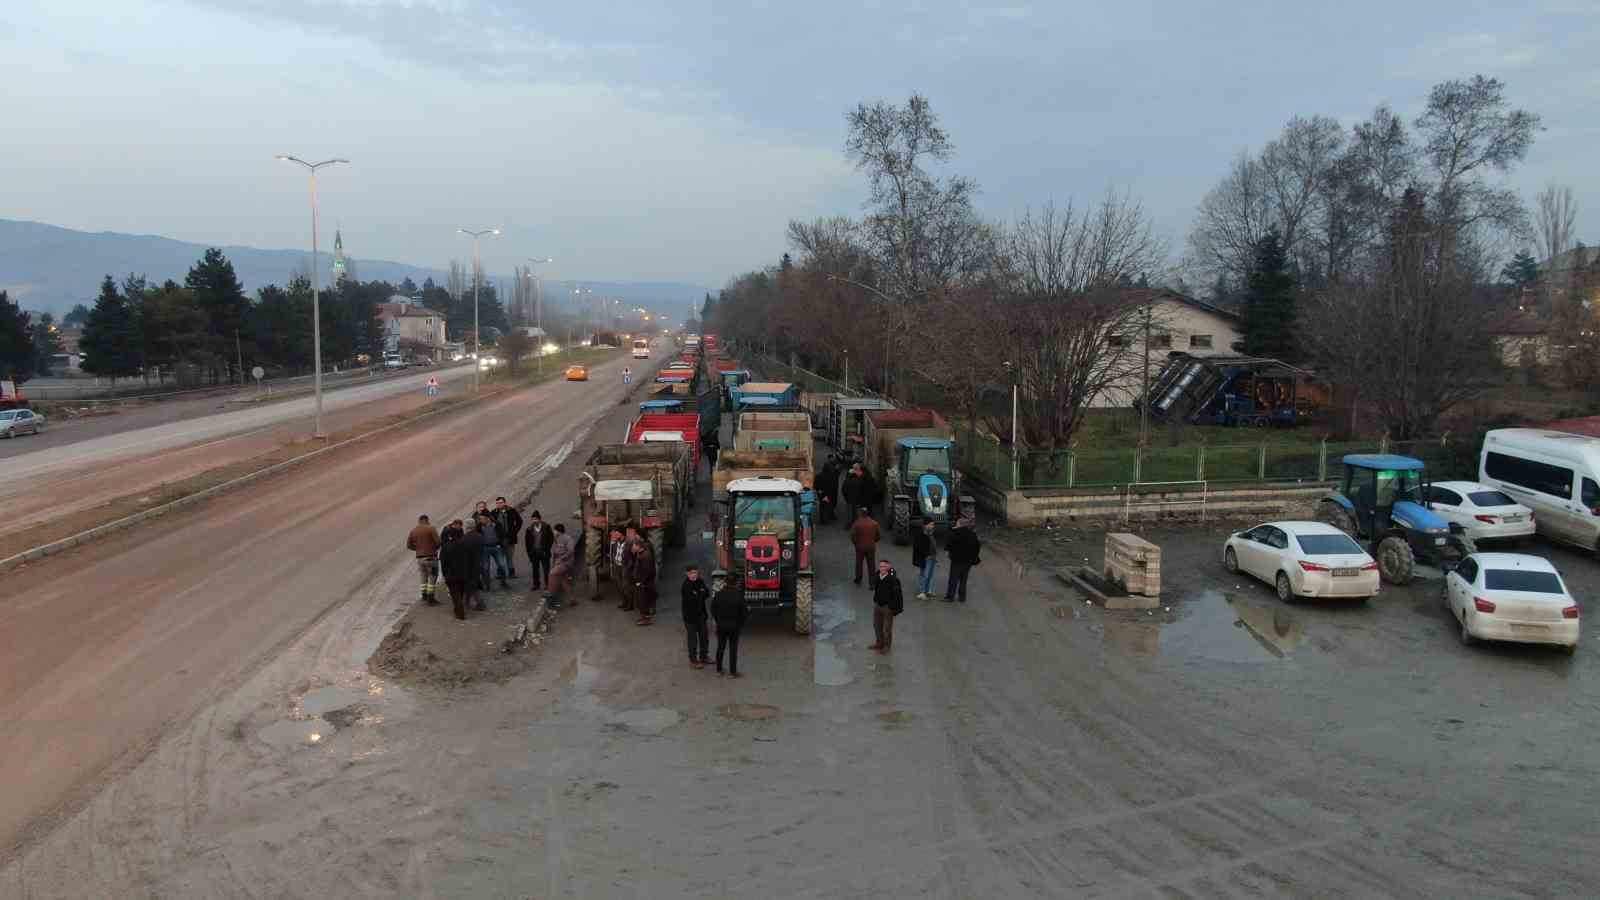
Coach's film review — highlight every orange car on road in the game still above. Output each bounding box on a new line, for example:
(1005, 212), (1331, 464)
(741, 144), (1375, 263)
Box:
(565, 365), (589, 381)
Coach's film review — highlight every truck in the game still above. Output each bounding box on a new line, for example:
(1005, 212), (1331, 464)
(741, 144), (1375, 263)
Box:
(711, 466), (816, 635)
(578, 443), (693, 588)
(626, 412), (703, 473)
(827, 397), (895, 460)
(860, 408), (976, 543)
(0, 379), (28, 411)
(734, 411), (814, 458)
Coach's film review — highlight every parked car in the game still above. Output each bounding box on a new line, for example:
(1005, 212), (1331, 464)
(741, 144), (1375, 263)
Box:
(566, 365), (589, 382)
(1443, 552), (1579, 655)
(1419, 481), (1536, 545)
(1480, 428), (1600, 554)
(0, 408), (44, 437)
(1223, 520), (1380, 603)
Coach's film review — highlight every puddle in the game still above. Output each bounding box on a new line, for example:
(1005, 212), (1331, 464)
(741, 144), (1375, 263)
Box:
(607, 708), (680, 735)
(301, 686), (365, 716)
(813, 641), (853, 687)
(718, 703), (780, 722)
(257, 718), (333, 747)
(1159, 591), (1306, 663)
(877, 710), (913, 729)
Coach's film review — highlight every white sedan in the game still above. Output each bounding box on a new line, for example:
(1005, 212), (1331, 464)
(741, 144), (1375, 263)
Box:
(1421, 481), (1535, 544)
(1443, 552), (1579, 655)
(0, 408), (44, 437)
(1223, 521), (1380, 603)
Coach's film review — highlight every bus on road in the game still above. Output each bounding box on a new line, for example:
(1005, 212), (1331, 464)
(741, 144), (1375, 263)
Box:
(632, 338), (651, 359)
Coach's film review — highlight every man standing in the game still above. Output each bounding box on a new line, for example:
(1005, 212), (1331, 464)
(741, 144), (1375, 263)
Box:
(631, 535), (658, 626)
(703, 430), (720, 478)
(523, 510), (554, 591)
(547, 523), (575, 609)
(440, 517), (465, 547)
(606, 528), (630, 610)
(712, 581), (747, 677)
(406, 514), (441, 605)
(815, 456), (840, 525)
(460, 520), (488, 613)
(911, 520), (938, 601)
(477, 512), (509, 591)
(840, 464), (866, 530)
(849, 506), (882, 588)
(492, 497), (524, 578)
(619, 525), (641, 612)
(681, 564), (712, 668)
(869, 559), (905, 653)
(944, 516), (981, 603)
(439, 525), (478, 620)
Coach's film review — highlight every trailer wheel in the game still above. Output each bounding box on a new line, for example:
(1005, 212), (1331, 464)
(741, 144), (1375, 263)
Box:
(793, 575), (814, 636)
(892, 499), (911, 546)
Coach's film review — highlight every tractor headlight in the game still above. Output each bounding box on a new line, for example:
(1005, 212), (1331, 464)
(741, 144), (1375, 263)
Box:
(1427, 527), (1446, 534)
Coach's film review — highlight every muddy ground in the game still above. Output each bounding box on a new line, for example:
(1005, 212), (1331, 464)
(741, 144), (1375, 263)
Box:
(5, 397), (1599, 896)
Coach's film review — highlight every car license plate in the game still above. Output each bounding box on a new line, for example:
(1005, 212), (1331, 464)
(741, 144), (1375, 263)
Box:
(744, 590), (780, 601)
(1434, 537), (1446, 545)
(1503, 515), (1523, 523)
(1332, 568), (1359, 577)
(1511, 624), (1547, 634)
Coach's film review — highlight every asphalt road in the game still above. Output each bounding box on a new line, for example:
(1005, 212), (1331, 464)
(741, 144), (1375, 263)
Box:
(0, 362), (490, 539)
(0, 347), (648, 870)
(5, 397), (1596, 896)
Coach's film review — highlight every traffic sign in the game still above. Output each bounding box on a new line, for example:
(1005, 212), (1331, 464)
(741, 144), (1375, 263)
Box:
(622, 367), (632, 385)
(251, 366), (264, 381)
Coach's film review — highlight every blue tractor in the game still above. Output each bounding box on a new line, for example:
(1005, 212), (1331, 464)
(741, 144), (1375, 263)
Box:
(1314, 454), (1474, 585)
(887, 437), (976, 545)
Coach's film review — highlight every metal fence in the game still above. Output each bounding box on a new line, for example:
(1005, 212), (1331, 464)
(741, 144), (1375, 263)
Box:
(966, 435), (1467, 492)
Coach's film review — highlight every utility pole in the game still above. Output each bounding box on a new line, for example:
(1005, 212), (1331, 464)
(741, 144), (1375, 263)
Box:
(235, 329), (243, 386)
(458, 228), (501, 392)
(274, 154), (349, 439)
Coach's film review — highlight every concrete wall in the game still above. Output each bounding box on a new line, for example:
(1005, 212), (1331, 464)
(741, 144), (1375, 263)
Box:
(964, 471), (1328, 527)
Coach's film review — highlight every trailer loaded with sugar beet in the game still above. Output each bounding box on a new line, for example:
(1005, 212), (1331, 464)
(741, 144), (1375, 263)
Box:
(578, 443), (693, 589)
(860, 408), (976, 544)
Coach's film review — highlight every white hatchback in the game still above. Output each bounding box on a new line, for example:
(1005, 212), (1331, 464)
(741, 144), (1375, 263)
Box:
(1443, 553), (1579, 655)
(1223, 521), (1380, 603)
(1421, 481), (1536, 544)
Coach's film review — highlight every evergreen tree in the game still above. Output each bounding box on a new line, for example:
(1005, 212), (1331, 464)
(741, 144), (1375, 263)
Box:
(1240, 228), (1297, 360)
(30, 313), (65, 376)
(62, 303), (91, 328)
(79, 276), (142, 384)
(398, 276), (419, 297)
(0, 291), (37, 384)
(1500, 251), (1539, 289)
(140, 281), (207, 382)
(185, 248), (249, 381)
(251, 277), (314, 372)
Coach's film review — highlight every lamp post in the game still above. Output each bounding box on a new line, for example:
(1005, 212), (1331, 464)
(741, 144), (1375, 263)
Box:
(527, 257), (552, 373)
(572, 287), (592, 341)
(274, 154), (348, 439)
(1003, 360), (1019, 489)
(459, 227), (501, 392)
(825, 273), (896, 398)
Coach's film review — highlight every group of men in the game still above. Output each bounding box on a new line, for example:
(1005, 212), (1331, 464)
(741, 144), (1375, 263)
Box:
(599, 525), (660, 624)
(406, 498), (576, 621)
(813, 456), (878, 525)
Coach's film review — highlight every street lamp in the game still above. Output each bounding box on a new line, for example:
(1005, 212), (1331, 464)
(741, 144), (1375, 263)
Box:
(572, 287), (592, 342)
(1003, 360), (1020, 489)
(527, 257), (553, 373)
(459, 227), (501, 392)
(275, 154), (349, 439)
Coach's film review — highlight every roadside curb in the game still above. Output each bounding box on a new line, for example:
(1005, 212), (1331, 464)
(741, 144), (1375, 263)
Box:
(0, 363), (594, 574)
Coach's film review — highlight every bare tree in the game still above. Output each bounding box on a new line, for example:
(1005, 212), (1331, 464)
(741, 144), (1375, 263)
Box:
(1186, 152), (1275, 300)
(1534, 184), (1578, 264)
(1414, 75), (1540, 259)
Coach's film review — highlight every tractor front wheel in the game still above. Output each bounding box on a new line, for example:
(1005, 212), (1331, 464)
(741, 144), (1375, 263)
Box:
(891, 499), (911, 546)
(1315, 501), (1358, 538)
(1376, 535), (1415, 585)
(793, 575), (814, 636)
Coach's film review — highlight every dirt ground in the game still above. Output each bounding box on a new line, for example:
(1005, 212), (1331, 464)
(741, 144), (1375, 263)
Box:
(5, 381), (1600, 896)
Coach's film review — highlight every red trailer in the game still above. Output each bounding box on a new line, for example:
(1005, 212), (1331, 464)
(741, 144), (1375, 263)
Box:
(626, 413), (703, 472)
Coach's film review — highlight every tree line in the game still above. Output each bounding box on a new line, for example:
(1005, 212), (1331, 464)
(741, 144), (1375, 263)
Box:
(710, 74), (1546, 454)
(0, 292), (66, 384)
(68, 249), (514, 387)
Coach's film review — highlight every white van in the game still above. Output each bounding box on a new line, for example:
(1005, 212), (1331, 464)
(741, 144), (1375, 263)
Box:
(1479, 428), (1600, 553)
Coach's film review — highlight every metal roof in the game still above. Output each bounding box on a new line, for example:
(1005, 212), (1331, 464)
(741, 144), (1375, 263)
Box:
(726, 476), (804, 494)
(1341, 454), (1425, 470)
(897, 436), (953, 449)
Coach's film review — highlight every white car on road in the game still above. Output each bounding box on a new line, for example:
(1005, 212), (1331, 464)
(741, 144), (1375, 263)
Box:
(0, 408), (44, 437)
(1420, 481), (1536, 545)
(1223, 521), (1380, 603)
(1443, 552), (1579, 655)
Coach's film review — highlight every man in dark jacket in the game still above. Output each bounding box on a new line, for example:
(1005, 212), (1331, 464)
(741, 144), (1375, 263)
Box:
(681, 564), (712, 668)
(631, 536), (658, 625)
(870, 559), (905, 653)
(492, 497), (524, 577)
(440, 518), (465, 547)
(815, 457), (840, 524)
(943, 517), (981, 603)
(849, 507), (882, 588)
(443, 523), (487, 618)
(476, 513), (507, 590)
(703, 431), (720, 478)
(840, 464), (866, 529)
(711, 583), (748, 677)
(911, 520), (938, 601)
(523, 510), (555, 591)
(618, 526), (641, 611)
(406, 514), (441, 605)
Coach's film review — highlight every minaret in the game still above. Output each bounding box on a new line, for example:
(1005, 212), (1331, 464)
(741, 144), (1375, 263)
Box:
(332, 228), (347, 285)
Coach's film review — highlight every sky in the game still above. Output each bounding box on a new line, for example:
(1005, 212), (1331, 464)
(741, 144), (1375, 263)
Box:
(3, 0), (1597, 289)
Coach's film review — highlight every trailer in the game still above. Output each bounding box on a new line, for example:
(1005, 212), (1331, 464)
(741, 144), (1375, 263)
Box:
(711, 449), (815, 501)
(734, 411), (814, 462)
(641, 384), (721, 437)
(578, 443), (693, 587)
(729, 381), (799, 414)
(626, 412), (704, 472)
(861, 408), (975, 543)
(827, 396), (895, 459)
(1136, 353), (1312, 428)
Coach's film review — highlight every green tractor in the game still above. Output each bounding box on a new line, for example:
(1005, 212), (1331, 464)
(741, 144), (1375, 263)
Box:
(1314, 454), (1474, 585)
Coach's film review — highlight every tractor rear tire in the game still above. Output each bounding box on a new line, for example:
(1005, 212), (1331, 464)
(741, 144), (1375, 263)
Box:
(1376, 535), (1415, 585)
(892, 499), (911, 546)
(793, 575), (814, 636)
(1315, 502), (1358, 538)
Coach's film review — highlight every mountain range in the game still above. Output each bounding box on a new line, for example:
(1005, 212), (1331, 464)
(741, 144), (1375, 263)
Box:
(0, 219), (710, 319)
